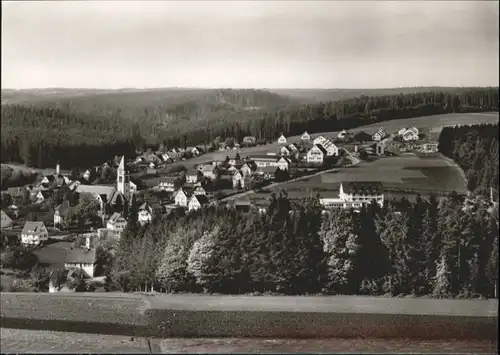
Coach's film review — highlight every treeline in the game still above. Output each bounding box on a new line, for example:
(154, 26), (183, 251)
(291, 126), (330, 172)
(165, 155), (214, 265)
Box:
(2, 88), (498, 168)
(1, 105), (138, 169)
(438, 123), (499, 197)
(110, 192), (499, 298)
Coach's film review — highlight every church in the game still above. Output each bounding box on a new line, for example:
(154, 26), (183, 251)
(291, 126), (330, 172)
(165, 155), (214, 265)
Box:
(76, 156), (133, 219)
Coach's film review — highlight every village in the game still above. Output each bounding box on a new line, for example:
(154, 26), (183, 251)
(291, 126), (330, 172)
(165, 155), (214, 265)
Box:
(0, 125), (439, 291)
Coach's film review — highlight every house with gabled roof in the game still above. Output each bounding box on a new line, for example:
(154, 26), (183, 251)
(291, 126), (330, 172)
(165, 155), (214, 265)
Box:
(200, 165), (217, 180)
(372, 128), (389, 141)
(280, 146), (291, 156)
(277, 157), (291, 171)
(186, 169), (200, 184)
(313, 135), (328, 146)
(277, 134), (287, 144)
(21, 221), (49, 245)
(174, 189), (189, 207)
(232, 170), (251, 189)
(307, 144), (327, 164)
(65, 248), (97, 278)
(188, 194), (210, 212)
(158, 176), (177, 192)
(106, 212), (127, 232)
(301, 131), (310, 142)
(1, 210), (13, 230)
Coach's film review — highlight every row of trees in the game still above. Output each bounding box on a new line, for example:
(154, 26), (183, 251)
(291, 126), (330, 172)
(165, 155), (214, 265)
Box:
(2, 88), (497, 168)
(438, 123), (499, 198)
(109, 191), (498, 298)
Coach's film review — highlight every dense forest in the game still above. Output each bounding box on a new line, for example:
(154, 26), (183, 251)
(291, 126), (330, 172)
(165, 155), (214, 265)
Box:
(438, 123), (499, 198)
(1, 87), (498, 168)
(109, 191), (499, 298)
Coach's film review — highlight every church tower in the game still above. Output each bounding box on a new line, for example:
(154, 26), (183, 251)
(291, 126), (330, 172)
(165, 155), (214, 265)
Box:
(117, 156), (130, 202)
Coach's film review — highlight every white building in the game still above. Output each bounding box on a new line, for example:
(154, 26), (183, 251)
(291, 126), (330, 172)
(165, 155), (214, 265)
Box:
(280, 146), (291, 156)
(186, 171), (199, 184)
(174, 189), (188, 207)
(372, 128), (389, 141)
(188, 195), (209, 212)
(21, 221), (48, 245)
(240, 163), (252, 177)
(402, 127), (419, 141)
(320, 181), (384, 210)
(307, 144), (327, 164)
(158, 177), (176, 192)
(106, 212), (127, 232)
(320, 139), (339, 156)
(277, 134), (287, 144)
(313, 135), (328, 146)
(194, 186), (207, 196)
(232, 170), (251, 189)
(138, 202), (153, 225)
(301, 131), (310, 141)
(276, 157), (290, 171)
(64, 248), (96, 278)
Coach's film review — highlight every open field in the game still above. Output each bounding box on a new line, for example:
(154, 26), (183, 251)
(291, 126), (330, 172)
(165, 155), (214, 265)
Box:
(1, 293), (496, 340)
(246, 153), (467, 202)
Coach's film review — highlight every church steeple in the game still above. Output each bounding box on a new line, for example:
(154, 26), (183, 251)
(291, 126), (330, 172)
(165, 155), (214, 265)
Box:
(117, 156), (130, 201)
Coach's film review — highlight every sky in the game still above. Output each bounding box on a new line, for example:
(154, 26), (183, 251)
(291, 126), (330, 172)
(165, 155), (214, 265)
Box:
(1, 1), (499, 89)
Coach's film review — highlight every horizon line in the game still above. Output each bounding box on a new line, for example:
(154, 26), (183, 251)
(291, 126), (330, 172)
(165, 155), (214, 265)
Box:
(2, 85), (498, 91)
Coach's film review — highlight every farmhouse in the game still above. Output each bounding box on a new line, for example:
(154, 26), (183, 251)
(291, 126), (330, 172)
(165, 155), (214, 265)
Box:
(301, 131), (310, 141)
(372, 128), (389, 141)
(158, 177), (177, 192)
(186, 169), (199, 184)
(174, 189), (189, 207)
(106, 212), (127, 232)
(138, 202), (153, 225)
(188, 194), (210, 212)
(319, 139), (339, 156)
(313, 135), (328, 146)
(1, 210), (13, 230)
(277, 157), (290, 171)
(307, 144), (327, 164)
(64, 248), (97, 278)
(21, 221), (49, 245)
(401, 127), (419, 141)
(277, 134), (287, 144)
(250, 155), (280, 168)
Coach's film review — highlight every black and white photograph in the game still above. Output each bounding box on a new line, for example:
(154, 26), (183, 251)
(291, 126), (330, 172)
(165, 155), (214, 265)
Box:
(0, 1), (498, 353)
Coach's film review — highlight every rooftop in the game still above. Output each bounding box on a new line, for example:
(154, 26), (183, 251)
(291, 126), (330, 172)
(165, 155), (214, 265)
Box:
(65, 248), (97, 265)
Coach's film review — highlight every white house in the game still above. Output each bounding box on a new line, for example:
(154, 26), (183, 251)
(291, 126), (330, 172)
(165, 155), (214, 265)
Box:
(186, 170), (199, 184)
(158, 177), (177, 192)
(138, 202), (153, 225)
(301, 131), (310, 141)
(277, 134), (287, 144)
(64, 248), (96, 279)
(83, 169), (91, 181)
(129, 181), (137, 194)
(106, 212), (127, 232)
(1, 210), (13, 230)
(398, 128), (408, 136)
(280, 146), (291, 156)
(54, 201), (75, 227)
(402, 127), (419, 141)
(277, 157), (290, 171)
(188, 194), (209, 212)
(313, 135), (328, 146)
(320, 139), (339, 156)
(174, 189), (189, 207)
(250, 155), (278, 168)
(191, 147), (200, 156)
(337, 130), (350, 139)
(372, 128), (389, 141)
(232, 170), (251, 189)
(307, 144), (327, 164)
(320, 181), (384, 210)
(21, 221), (49, 245)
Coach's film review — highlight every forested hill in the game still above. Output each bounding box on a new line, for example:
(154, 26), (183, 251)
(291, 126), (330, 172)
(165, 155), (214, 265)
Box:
(1, 87), (498, 169)
(269, 87), (493, 103)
